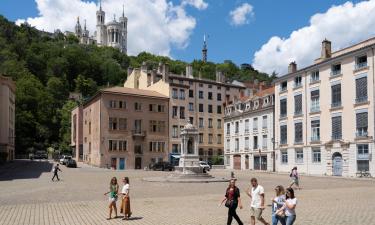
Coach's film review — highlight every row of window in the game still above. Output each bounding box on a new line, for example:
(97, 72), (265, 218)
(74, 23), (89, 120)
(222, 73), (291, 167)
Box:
(172, 105), (222, 118)
(170, 79), (231, 91)
(280, 144), (370, 171)
(109, 101), (166, 113)
(108, 140), (166, 153)
(279, 111), (368, 144)
(280, 74), (368, 117)
(109, 118), (167, 133)
(279, 55), (368, 91)
(172, 89), (224, 101)
(226, 116), (268, 135)
(227, 135), (269, 152)
(171, 144), (223, 155)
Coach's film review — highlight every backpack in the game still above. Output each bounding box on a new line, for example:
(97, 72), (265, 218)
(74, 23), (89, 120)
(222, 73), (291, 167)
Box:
(289, 171), (293, 177)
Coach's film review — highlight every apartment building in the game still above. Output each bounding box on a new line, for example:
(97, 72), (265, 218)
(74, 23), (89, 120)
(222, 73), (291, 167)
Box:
(274, 38), (375, 177)
(224, 87), (274, 171)
(78, 86), (169, 169)
(0, 75), (15, 162)
(124, 63), (244, 164)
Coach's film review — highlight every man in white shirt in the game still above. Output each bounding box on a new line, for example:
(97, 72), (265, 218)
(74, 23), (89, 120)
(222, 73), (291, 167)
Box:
(246, 178), (269, 225)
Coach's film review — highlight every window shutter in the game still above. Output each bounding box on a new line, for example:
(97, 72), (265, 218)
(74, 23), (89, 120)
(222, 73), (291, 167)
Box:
(294, 95), (302, 113)
(332, 116), (342, 138)
(356, 112), (368, 129)
(311, 90), (319, 98)
(356, 77), (367, 99)
(294, 123), (302, 142)
(331, 84), (341, 104)
(280, 125), (287, 143)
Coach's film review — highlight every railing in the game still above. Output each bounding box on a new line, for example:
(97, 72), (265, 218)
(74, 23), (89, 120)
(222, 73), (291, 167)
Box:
(311, 136), (320, 142)
(294, 111), (302, 116)
(355, 96), (368, 104)
(280, 87), (287, 92)
(357, 154), (370, 160)
(280, 113), (287, 118)
(332, 134), (342, 140)
(356, 129), (368, 137)
(253, 145), (258, 150)
(330, 70), (341, 77)
(244, 129), (249, 134)
(310, 106), (320, 113)
(280, 139), (287, 145)
(253, 127), (258, 132)
(331, 102), (342, 108)
(132, 130), (146, 137)
(310, 77), (319, 83)
(294, 139), (303, 144)
(355, 62), (368, 70)
(294, 83), (302, 89)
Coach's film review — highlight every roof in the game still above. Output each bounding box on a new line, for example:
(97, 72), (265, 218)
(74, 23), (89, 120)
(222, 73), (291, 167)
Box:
(254, 87), (275, 97)
(101, 86), (168, 98)
(168, 74), (245, 89)
(0, 75), (16, 92)
(273, 36), (375, 83)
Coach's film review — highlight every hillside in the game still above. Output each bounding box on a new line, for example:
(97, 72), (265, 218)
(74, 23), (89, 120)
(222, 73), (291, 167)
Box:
(0, 15), (274, 154)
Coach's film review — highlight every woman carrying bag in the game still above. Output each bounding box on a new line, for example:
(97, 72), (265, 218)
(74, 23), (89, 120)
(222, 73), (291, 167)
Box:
(220, 179), (244, 225)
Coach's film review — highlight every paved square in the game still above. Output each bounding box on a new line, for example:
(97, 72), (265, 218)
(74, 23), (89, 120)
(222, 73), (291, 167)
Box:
(0, 160), (374, 225)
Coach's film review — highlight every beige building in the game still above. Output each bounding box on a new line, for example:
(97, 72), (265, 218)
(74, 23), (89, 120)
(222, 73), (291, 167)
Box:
(79, 86), (169, 169)
(274, 38), (375, 177)
(224, 88), (275, 171)
(0, 75), (15, 162)
(124, 63), (244, 164)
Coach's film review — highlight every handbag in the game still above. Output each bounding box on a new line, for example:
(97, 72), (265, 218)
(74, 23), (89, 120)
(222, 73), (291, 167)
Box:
(224, 199), (233, 208)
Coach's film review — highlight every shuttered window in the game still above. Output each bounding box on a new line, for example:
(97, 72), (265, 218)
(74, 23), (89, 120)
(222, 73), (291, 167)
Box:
(294, 122), (303, 143)
(355, 77), (367, 103)
(356, 112), (368, 129)
(311, 90), (319, 98)
(280, 125), (287, 144)
(331, 84), (341, 107)
(332, 116), (342, 140)
(280, 99), (287, 117)
(294, 95), (302, 115)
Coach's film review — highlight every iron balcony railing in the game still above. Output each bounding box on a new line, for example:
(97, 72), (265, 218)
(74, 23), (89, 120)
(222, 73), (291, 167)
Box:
(355, 62), (368, 70)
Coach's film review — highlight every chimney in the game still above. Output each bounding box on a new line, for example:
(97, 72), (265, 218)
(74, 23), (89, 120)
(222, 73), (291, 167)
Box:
(151, 69), (157, 85)
(288, 62), (297, 73)
(157, 62), (163, 74)
(186, 64), (193, 77)
(216, 70), (223, 82)
(141, 61), (147, 72)
(321, 39), (331, 59)
(162, 63), (169, 81)
(127, 67), (133, 76)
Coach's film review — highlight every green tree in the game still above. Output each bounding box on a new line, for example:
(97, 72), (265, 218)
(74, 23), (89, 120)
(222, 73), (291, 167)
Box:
(58, 100), (77, 153)
(74, 74), (98, 98)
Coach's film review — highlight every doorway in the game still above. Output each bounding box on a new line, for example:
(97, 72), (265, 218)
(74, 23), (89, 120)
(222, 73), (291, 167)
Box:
(111, 158), (117, 170)
(332, 152), (343, 176)
(135, 157), (142, 169)
(233, 155), (241, 170)
(119, 158), (125, 170)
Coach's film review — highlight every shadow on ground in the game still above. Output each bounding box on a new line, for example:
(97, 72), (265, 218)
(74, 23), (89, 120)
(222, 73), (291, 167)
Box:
(0, 159), (53, 181)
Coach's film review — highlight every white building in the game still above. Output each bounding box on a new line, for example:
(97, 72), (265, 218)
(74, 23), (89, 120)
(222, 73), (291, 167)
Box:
(73, 1), (127, 54)
(224, 87), (275, 171)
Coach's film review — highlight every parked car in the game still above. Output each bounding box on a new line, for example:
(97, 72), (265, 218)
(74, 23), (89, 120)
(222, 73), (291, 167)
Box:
(199, 161), (210, 171)
(151, 162), (175, 171)
(66, 159), (77, 168)
(31, 151), (48, 159)
(60, 155), (72, 165)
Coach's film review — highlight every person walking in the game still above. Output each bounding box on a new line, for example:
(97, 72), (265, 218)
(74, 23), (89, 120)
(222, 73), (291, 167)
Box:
(246, 178), (270, 225)
(276, 188), (297, 225)
(220, 178), (243, 225)
(120, 177), (132, 220)
(104, 177), (119, 220)
(51, 164), (62, 181)
(271, 185), (286, 225)
(289, 167), (300, 190)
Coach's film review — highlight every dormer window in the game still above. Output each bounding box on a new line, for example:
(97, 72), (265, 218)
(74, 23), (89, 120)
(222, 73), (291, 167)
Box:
(294, 76), (302, 88)
(280, 81), (287, 92)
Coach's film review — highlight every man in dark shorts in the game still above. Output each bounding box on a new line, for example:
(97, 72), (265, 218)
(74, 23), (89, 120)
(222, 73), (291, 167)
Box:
(52, 164), (62, 181)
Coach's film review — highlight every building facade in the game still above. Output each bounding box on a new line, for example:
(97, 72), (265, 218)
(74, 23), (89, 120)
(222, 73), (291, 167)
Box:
(73, 2), (127, 54)
(224, 88), (274, 171)
(124, 63), (244, 164)
(78, 87), (168, 169)
(274, 38), (375, 177)
(0, 75), (15, 162)
(71, 106), (83, 161)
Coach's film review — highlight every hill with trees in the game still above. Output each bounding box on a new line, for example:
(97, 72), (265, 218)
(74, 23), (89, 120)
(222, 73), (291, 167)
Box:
(0, 15), (275, 155)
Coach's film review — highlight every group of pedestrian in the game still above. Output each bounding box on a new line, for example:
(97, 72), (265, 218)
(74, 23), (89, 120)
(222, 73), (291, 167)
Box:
(104, 177), (132, 220)
(222, 167), (299, 225)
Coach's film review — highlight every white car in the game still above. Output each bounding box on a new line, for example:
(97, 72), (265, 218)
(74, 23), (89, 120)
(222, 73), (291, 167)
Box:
(199, 161), (210, 171)
(60, 155), (72, 165)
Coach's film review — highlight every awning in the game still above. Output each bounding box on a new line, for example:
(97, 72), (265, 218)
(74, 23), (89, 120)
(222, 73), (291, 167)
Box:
(171, 155), (181, 159)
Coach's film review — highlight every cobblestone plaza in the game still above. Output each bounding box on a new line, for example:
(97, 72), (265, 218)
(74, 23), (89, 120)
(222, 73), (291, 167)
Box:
(0, 160), (374, 225)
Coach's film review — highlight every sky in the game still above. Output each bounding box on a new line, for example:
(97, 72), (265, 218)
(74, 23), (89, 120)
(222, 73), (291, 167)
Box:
(1, 0), (374, 75)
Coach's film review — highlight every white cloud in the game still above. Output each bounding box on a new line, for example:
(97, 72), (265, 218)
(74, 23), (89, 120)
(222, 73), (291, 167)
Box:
(16, 0), (208, 56)
(229, 3), (254, 26)
(181, 0), (208, 10)
(253, 0), (375, 75)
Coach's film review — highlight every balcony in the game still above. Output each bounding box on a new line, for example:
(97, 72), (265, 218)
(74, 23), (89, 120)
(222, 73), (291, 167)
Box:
(355, 96), (368, 104)
(280, 87), (287, 92)
(132, 130), (146, 137)
(331, 102), (342, 108)
(253, 145), (258, 150)
(253, 128), (258, 132)
(134, 147), (143, 155)
(355, 62), (368, 70)
(310, 77), (320, 83)
(356, 129), (368, 138)
(244, 129), (249, 134)
(280, 140), (287, 145)
(311, 136), (320, 142)
(280, 113), (287, 119)
(293, 83), (302, 89)
(330, 70), (341, 77)
(294, 111), (303, 116)
(357, 153), (370, 160)
(310, 106), (320, 113)
(294, 139), (303, 145)
(332, 134), (342, 140)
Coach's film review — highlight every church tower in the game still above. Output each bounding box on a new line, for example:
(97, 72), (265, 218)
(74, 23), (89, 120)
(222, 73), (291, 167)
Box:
(82, 19), (89, 44)
(202, 34), (207, 62)
(119, 5), (128, 54)
(75, 17), (82, 38)
(96, 0), (106, 46)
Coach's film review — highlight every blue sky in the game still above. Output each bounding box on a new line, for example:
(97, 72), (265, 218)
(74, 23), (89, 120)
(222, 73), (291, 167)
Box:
(0, 0), (372, 74)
